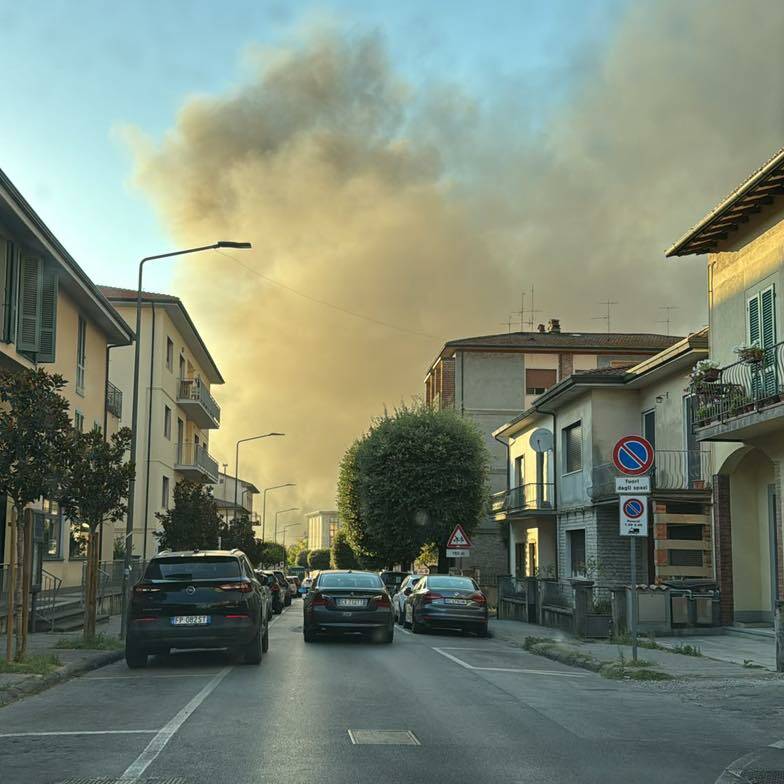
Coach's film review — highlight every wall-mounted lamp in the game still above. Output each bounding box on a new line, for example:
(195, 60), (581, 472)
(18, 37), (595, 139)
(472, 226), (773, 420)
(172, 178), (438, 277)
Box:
(656, 392), (670, 404)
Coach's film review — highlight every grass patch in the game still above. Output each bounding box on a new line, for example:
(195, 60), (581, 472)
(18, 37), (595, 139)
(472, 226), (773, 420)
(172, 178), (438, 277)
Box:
(0, 654), (61, 675)
(743, 659), (764, 669)
(669, 643), (702, 657)
(523, 636), (555, 651)
(611, 632), (663, 651)
(601, 660), (672, 681)
(53, 634), (122, 651)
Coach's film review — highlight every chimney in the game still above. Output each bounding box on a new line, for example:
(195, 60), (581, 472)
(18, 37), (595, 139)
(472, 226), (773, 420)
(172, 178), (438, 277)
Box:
(537, 323), (546, 333)
(547, 319), (561, 333)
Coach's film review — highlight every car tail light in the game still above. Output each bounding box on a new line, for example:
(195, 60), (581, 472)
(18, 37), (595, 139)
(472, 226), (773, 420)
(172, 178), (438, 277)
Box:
(134, 584), (160, 594)
(421, 592), (443, 604)
(269, 583), (280, 592)
(225, 613), (249, 620)
(373, 593), (391, 608)
(310, 593), (329, 606)
(218, 581), (253, 593)
(133, 617), (157, 623)
(471, 592), (487, 605)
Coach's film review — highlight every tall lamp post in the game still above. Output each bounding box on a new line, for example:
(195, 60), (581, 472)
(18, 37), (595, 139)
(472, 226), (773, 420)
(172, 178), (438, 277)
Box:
(233, 433), (284, 521)
(261, 484), (295, 542)
(281, 522), (298, 569)
(274, 507), (299, 562)
(120, 240), (252, 639)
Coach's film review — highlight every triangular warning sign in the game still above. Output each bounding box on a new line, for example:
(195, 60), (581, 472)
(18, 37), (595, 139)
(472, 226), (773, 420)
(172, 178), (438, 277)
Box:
(446, 524), (472, 549)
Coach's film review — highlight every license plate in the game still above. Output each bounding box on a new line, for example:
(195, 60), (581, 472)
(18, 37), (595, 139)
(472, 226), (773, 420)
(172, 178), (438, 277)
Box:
(336, 598), (366, 608)
(444, 598), (469, 606)
(171, 615), (210, 625)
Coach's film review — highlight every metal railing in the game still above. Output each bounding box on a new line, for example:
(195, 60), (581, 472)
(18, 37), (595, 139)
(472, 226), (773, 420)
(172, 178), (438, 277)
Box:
(491, 483), (555, 514)
(690, 342), (784, 428)
(105, 380), (123, 419)
(36, 568), (63, 631)
(178, 378), (221, 424)
(540, 579), (573, 609)
(176, 441), (220, 481)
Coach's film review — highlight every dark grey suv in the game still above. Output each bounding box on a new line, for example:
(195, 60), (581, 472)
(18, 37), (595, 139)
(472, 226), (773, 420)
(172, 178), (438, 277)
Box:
(126, 550), (269, 668)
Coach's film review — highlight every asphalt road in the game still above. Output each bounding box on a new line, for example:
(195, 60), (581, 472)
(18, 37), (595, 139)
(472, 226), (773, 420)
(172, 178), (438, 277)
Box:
(0, 602), (781, 784)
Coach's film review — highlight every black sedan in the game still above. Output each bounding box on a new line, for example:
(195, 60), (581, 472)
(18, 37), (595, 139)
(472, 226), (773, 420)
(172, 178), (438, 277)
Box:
(403, 574), (488, 636)
(258, 570), (286, 615)
(303, 570), (394, 643)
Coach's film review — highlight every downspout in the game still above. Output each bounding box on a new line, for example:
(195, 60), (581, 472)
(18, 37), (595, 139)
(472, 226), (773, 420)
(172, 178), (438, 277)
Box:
(142, 303), (156, 561)
(493, 431), (512, 575)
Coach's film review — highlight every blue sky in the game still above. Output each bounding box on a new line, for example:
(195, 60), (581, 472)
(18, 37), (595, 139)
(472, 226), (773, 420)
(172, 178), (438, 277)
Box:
(0, 0), (623, 293)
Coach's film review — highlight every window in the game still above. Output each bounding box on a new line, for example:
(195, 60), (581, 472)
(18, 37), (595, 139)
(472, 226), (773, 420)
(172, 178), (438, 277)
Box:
(69, 520), (88, 559)
(526, 368), (557, 396)
(164, 405), (172, 439)
(166, 337), (174, 371)
(568, 529), (586, 576)
(0, 236), (17, 344)
(74, 410), (84, 432)
(162, 475), (170, 509)
(642, 409), (655, 450)
(76, 316), (86, 394)
(514, 455), (524, 487)
(145, 557), (240, 580)
(562, 421), (582, 473)
(179, 354), (186, 380)
(39, 512), (62, 560)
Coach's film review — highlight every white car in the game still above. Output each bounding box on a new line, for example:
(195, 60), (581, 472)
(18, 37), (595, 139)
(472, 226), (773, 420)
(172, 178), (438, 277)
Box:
(299, 577), (312, 596)
(393, 574), (423, 624)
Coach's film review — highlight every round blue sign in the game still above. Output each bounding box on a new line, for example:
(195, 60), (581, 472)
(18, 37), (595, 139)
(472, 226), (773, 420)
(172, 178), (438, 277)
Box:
(623, 498), (645, 519)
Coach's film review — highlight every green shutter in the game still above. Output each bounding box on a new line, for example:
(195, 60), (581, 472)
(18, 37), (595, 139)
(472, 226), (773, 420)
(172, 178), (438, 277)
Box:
(37, 262), (58, 363)
(760, 286), (776, 348)
(17, 251), (42, 353)
(748, 294), (761, 347)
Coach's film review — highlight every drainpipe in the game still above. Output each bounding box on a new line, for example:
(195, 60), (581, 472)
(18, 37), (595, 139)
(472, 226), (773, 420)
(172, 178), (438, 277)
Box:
(141, 303), (156, 561)
(493, 431), (512, 575)
(534, 405), (559, 581)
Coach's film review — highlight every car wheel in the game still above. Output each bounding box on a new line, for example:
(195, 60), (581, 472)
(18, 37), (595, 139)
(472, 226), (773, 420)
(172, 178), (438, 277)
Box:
(477, 624), (489, 638)
(243, 625), (263, 665)
(273, 606), (282, 615)
(412, 615), (424, 634)
(303, 627), (315, 643)
(382, 627), (394, 644)
(261, 625), (270, 653)
(403, 610), (411, 629)
(125, 644), (147, 669)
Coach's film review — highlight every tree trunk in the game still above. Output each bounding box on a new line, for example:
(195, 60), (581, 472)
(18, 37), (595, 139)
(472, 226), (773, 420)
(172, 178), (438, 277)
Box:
(5, 508), (16, 661)
(18, 510), (33, 658)
(84, 529), (98, 640)
(13, 513), (24, 660)
(437, 544), (449, 575)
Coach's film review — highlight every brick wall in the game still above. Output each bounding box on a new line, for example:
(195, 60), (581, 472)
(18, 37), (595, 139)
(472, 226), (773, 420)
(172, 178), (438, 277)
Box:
(595, 505), (647, 589)
(559, 352), (574, 380)
(713, 474), (735, 625)
(457, 522), (507, 584)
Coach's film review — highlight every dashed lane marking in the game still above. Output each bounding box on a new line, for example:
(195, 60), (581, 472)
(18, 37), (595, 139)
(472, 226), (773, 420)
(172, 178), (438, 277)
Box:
(431, 646), (585, 677)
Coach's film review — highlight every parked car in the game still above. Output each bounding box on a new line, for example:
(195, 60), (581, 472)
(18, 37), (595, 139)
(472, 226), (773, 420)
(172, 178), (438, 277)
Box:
(403, 574), (488, 637)
(392, 573), (423, 624)
(273, 570), (293, 606)
(379, 570), (410, 593)
(286, 576), (300, 598)
(126, 549), (269, 668)
(253, 570), (275, 620)
(260, 570), (285, 614)
(303, 570), (394, 643)
(299, 577), (312, 597)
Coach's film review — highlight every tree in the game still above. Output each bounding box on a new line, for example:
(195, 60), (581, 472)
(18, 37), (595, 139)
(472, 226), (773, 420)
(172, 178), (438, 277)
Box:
(287, 536), (308, 567)
(0, 369), (73, 660)
(308, 548), (331, 570)
(258, 541), (285, 567)
(60, 427), (134, 640)
(155, 480), (221, 551)
(331, 527), (359, 569)
(219, 512), (264, 565)
(295, 548), (310, 568)
(338, 403), (489, 573)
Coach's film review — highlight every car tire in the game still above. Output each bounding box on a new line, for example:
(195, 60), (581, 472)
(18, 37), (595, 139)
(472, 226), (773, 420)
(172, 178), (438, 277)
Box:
(381, 627), (394, 644)
(303, 628), (315, 643)
(403, 611), (411, 630)
(477, 624), (489, 638)
(125, 645), (147, 669)
(412, 615), (424, 634)
(261, 626), (270, 653)
(243, 625), (263, 665)
(273, 606), (282, 615)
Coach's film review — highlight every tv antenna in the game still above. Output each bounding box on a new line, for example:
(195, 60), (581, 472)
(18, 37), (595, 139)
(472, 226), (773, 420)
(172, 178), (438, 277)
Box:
(657, 305), (678, 336)
(592, 300), (618, 332)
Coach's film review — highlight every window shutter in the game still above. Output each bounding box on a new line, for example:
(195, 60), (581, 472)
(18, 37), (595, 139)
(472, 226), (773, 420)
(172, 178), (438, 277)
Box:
(37, 263), (58, 363)
(563, 422), (582, 473)
(0, 237), (8, 342)
(17, 251), (42, 352)
(760, 286), (775, 348)
(747, 294), (761, 346)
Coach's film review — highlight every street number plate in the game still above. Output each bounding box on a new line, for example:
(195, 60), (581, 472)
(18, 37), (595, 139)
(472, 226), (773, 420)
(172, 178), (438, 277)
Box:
(337, 598), (366, 608)
(444, 598), (469, 606)
(171, 615), (210, 625)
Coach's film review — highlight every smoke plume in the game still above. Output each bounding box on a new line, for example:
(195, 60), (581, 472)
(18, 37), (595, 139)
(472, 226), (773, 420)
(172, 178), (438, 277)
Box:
(128, 2), (784, 536)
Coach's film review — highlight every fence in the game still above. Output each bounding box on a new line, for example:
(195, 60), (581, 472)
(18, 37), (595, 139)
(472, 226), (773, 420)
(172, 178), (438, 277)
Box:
(491, 483), (555, 514)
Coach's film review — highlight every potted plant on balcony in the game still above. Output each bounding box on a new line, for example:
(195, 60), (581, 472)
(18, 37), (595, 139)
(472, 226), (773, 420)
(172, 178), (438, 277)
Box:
(735, 344), (766, 365)
(688, 360), (720, 391)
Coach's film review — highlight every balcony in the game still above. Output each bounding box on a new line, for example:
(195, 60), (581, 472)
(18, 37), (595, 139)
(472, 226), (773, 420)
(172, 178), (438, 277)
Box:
(177, 378), (221, 429)
(105, 380), (122, 419)
(689, 342), (784, 441)
(588, 450), (712, 500)
(175, 442), (219, 483)
(491, 483), (555, 518)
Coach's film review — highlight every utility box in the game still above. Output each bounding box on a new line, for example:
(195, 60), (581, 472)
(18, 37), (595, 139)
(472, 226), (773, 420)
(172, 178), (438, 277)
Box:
(671, 595), (689, 625)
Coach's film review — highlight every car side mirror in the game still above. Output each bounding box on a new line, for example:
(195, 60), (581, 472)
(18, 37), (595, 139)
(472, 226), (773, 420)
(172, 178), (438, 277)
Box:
(403, 587), (412, 596)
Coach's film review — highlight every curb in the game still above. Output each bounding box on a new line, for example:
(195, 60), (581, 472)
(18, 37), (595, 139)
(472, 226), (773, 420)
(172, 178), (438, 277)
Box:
(0, 649), (124, 708)
(713, 742), (784, 783)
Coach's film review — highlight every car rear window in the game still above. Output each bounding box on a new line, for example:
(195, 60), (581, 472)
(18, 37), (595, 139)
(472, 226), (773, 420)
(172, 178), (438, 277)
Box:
(145, 557), (241, 580)
(427, 576), (477, 590)
(318, 573), (384, 589)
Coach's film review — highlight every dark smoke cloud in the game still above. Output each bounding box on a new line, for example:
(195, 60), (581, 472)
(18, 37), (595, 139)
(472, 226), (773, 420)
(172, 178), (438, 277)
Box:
(127, 3), (784, 537)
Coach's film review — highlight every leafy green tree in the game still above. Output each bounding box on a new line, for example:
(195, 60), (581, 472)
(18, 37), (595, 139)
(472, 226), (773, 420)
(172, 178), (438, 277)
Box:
(61, 427), (134, 640)
(338, 403), (489, 572)
(258, 541), (285, 567)
(308, 548), (331, 570)
(219, 512), (263, 565)
(296, 548), (310, 568)
(331, 527), (360, 569)
(287, 536), (308, 567)
(155, 480), (221, 551)
(0, 369), (73, 659)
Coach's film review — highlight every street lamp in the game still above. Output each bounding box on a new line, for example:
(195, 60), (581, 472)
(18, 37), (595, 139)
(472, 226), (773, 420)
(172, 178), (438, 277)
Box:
(120, 240), (252, 638)
(233, 433), (285, 521)
(281, 522), (298, 568)
(261, 484), (295, 542)
(274, 507), (299, 553)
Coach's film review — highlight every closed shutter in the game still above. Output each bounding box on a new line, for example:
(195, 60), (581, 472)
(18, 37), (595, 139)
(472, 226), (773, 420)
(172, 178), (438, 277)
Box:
(17, 251), (42, 352)
(760, 286), (776, 348)
(748, 294), (760, 346)
(37, 263), (58, 363)
(0, 237), (8, 342)
(563, 421), (582, 473)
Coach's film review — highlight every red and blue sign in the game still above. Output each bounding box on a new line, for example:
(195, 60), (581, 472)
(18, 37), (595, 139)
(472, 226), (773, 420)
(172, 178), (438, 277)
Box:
(612, 435), (654, 476)
(622, 497), (645, 519)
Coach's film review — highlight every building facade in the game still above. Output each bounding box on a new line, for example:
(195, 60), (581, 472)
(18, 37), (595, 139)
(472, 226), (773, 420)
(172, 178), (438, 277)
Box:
(306, 511), (340, 550)
(212, 472), (259, 527)
(0, 168), (134, 587)
(425, 323), (680, 581)
(100, 287), (223, 561)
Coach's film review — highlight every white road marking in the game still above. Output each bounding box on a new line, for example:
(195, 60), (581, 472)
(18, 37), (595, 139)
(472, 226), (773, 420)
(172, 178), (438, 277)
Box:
(431, 646), (584, 678)
(0, 730), (157, 738)
(120, 666), (232, 782)
(397, 627), (412, 635)
(770, 739), (784, 749)
(84, 673), (217, 680)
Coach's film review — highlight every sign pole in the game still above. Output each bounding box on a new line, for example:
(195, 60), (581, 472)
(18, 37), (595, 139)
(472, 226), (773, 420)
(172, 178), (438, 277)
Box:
(630, 537), (637, 662)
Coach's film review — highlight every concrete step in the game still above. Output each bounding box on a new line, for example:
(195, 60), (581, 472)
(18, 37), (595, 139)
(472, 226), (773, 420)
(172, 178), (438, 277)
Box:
(725, 624), (775, 640)
(51, 614), (109, 633)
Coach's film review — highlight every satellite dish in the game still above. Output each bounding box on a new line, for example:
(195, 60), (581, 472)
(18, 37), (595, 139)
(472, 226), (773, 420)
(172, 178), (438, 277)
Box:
(530, 428), (554, 453)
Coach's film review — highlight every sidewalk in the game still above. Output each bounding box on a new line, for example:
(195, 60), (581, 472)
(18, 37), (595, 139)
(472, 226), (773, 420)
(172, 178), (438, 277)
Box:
(0, 616), (123, 707)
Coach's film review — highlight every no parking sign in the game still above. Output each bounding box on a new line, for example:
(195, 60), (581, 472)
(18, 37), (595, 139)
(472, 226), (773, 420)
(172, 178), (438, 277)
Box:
(619, 495), (648, 537)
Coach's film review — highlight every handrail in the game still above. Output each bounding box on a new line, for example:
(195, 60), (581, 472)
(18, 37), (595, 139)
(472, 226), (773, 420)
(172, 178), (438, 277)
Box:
(105, 380), (123, 419)
(178, 378), (221, 424)
(40, 567), (63, 632)
(491, 483), (554, 513)
(176, 441), (220, 481)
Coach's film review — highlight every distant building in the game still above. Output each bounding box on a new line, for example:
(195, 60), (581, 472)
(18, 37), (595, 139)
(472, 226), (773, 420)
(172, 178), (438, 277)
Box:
(212, 472), (259, 527)
(307, 510), (340, 550)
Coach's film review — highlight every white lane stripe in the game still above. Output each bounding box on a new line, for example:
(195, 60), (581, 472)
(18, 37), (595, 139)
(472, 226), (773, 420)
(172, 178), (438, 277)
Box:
(431, 647), (584, 678)
(770, 739), (784, 749)
(120, 665), (232, 782)
(0, 730), (157, 738)
(84, 673), (216, 680)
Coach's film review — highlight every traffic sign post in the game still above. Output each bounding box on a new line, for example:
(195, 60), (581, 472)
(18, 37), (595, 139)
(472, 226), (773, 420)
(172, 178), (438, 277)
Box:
(446, 525), (472, 562)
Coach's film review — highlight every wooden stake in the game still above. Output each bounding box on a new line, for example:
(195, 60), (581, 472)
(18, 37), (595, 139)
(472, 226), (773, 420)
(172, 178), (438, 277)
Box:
(5, 511), (16, 662)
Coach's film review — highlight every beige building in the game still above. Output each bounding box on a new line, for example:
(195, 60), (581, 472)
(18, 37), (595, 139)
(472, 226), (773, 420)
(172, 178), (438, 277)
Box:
(100, 287), (223, 561)
(212, 472), (259, 527)
(667, 146), (784, 630)
(0, 167), (134, 587)
(307, 511), (340, 550)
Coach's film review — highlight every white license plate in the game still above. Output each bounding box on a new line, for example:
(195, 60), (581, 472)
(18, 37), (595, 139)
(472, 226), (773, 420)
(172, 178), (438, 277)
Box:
(337, 598), (366, 608)
(171, 615), (210, 625)
(444, 598), (469, 606)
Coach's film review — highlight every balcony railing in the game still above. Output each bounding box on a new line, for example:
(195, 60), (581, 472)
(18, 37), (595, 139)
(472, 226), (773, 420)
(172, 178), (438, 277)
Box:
(105, 380), (122, 419)
(175, 441), (219, 482)
(177, 378), (221, 426)
(589, 450), (712, 499)
(690, 342), (784, 429)
(491, 483), (555, 514)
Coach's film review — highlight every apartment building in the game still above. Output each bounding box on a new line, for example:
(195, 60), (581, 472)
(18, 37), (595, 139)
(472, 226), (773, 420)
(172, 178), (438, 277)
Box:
(425, 323), (680, 579)
(307, 511), (340, 550)
(100, 287), (223, 561)
(492, 331), (712, 596)
(667, 146), (784, 629)
(212, 472), (259, 526)
(0, 168), (134, 587)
